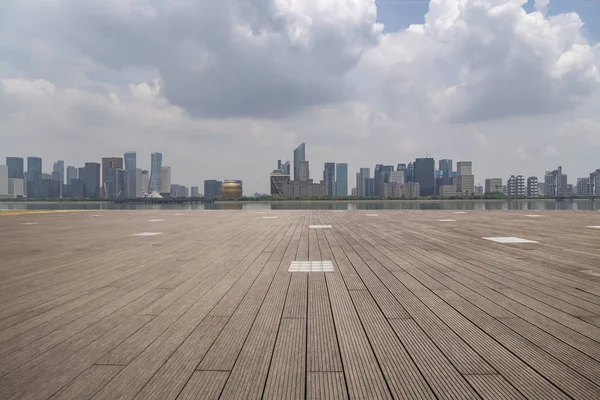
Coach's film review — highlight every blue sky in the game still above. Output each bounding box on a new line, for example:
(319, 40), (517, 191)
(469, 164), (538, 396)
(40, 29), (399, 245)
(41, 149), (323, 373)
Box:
(376, 0), (600, 40)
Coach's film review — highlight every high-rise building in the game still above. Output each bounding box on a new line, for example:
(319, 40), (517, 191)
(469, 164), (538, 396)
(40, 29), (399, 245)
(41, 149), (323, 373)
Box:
(359, 168), (370, 196)
(149, 152), (162, 193)
(389, 171), (405, 184)
(204, 180), (223, 198)
(439, 185), (457, 197)
(364, 178), (376, 196)
(407, 162), (415, 183)
(414, 158), (435, 196)
(544, 166), (568, 197)
(105, 168), (126, 199)
(590, 169), (600, 196)
(102, 157), (123, 197)
(456, 161), (474, 196)
(66, 166), (78, 184)
(82, 162), (101, 199)
(141, 170), (150, 194)
(191, 186), (199, 197)
(485, 178), (503, 194)
(124, 152), (136, 171)
(53, 160), (65, 197)
(298, 161), (310, 182)
(8, 178), (24, 197)
(6, 157), (24, 179)
(355, 173), (361, 197)
(323, 163), (336, 197)
(270, 169), (290, 196)
(0, 165), (8, 197)
(160, 166), (171, 193)
(576, 178), (590, 196)
(335, 163), (348, 197)
(281, 161), (290, 176)
(27, 157), (42, 198)
(439, 159), (452, 185)
(527, 176), (539, 197)
(293, 143), (305, 182)
(126, 168), (143, 198)
(507, 175), (526, 196)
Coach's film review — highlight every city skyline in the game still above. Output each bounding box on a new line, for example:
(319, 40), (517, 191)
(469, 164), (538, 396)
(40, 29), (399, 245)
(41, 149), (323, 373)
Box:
(1, 1), (599, 196)
(2, 147), (600, 197)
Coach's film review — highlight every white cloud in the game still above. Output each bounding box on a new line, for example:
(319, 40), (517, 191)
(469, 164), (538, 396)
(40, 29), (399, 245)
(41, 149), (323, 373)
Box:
(0, 0), (599, 193)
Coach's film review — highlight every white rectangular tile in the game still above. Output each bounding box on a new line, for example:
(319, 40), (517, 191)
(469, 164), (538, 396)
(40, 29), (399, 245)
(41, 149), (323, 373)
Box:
(133, 232), (163, 236)
(262, 216), (278, 219)
(21, 222), (39, 225)
(453, 211), (467, 214)
(289, 261), (334, 273)
(525, 215), (543, 217)
(148, 219), (165, 222)
(587, 226), (600, 229)
(483, 237), (538, 244)
(309, 225), (332, 229)
(437, 219), (456, 222)
(365, 214), (379, 216)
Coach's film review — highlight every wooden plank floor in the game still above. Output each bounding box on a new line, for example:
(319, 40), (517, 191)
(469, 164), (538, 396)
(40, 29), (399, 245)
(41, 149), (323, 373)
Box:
(1, 209), (600, 399)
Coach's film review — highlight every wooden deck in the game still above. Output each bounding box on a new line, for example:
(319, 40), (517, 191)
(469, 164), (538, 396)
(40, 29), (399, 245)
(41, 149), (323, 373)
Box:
(1, 209), (600, 399)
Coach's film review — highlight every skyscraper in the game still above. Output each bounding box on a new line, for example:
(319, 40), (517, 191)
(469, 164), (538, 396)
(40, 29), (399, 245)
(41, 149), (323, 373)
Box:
(544, 166), (568, 197)
(27, 157), (42, 198)
(191, 186), (199, 197)
(141, 170), (150, 194)
(6, 157), (24, 179)
(298, 161), (310, 182)
(105, 168), (126, 199)
(456, 161), (474, 196)
(53, 160), (65, 197)
(124, 152), (137, 171)
(82, 162), (101, 199)
(507, 175), (526, 196)
(66, 166), (78, 184)
(161, 166), (171, 193)
(439, 159), (453, 185)
(204, 180), (222, 198)
(359, 168), (370, 196)
(335, 163), (348, 197)
(293, 143), (305, 182)
(414, 158), (435, 196)
(0, 165), (8, 197)
(281, 161), (290, 176)
(323, 163), (336, 197)
(149, 153), (162, 193)
(102, 157), (123, 197)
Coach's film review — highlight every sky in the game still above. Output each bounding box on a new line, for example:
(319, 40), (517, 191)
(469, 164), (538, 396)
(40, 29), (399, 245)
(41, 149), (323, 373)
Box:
(1, 0), (599, 194)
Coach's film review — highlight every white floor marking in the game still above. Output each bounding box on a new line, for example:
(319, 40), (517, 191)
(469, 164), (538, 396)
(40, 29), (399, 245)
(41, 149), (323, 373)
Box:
(133, 232), (163, 236)
(289, 261), (334, 273)
(255, 212), (267, 214)
(366, 214), (379, 216)
(333, 210), (346, 212)
(454, 211), (467, 214)
(309, 225), (333, 229)
(21, 222), (39, 225)
(92, 215), (102, 217)
(483, 237), (539, 244)
(148, 219), (165, 222)
(586, 226), (600, 229)
(525, 215), (543, 217)
(262, 216), (278, 219)
(437, 219), (456, 222)
(174, 213), (185, 216)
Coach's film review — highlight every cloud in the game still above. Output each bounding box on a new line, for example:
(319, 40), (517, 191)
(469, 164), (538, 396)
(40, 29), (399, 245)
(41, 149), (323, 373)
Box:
(357, 0), (600, 122)
(1, 0), (599, 193)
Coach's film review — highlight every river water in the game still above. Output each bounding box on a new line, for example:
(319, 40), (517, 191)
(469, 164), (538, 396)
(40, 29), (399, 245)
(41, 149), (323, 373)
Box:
(1, 199), (598, 211)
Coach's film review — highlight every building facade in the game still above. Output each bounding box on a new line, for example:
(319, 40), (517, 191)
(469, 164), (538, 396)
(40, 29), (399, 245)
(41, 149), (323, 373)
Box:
(439, 185), (457, 197)
(577, 178), (590, 196)
(456, 161), (475, 195)
(6, 157), (24, 179)
(191, 186), (199, 197)
(293, 143), (305, 182)
(439, 159), (453, 185)
(149, 152), (163, 193)
(485, 178), (503, 194)
(544, 166), (568, 197)
(204, 180), (223, 198)
(297, 161), (310, 182)
(323, 163), (336, 197)
(590, 169), (600, 196)
(527, 176), (539, 197)
(141, 170), (149, 194)
(82, 162), (101, 199)
(66, 166), (78, 184)
(27, 157), (42, 198)
(101, 157), (123, 197)
(507, 175), (526, 197)
(270, 171), (290, 196)
(160, 166), (171, 193)
(336, 163), (348, 197)
(414, 158), (435, 196)
(105, 168), (126, 199)
(359, 168), (370, 196)
(124, 152), (137, 171)
(0, 165), (8, 197)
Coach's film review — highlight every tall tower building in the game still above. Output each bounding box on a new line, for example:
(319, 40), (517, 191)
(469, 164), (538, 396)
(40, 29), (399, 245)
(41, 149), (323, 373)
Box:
(161, 166), (171, 193)
(414, 158), (435, 196)
(6, 157), (24, 179)
(335, 163), (348, 197)
(124, 152), (137, 171)
(141, 170), (150, 194)
(439, 159), (453, 184)
(456, 161), (475, 195)
(293, 143), (305, 182)
(298, 161), (310, 182)
(149, 153), (162, 193)
(102, 157), (123, 197)
(527, 176), (539, 197)
(27, 157), (42, 198)
(359, 168), (370, 196)
(53, 160), (65, 197)
(323, 163), (336, 197)
(0, 165), (8, 196)
(82, 162), (101, 199)
(66, 166), (78, 184)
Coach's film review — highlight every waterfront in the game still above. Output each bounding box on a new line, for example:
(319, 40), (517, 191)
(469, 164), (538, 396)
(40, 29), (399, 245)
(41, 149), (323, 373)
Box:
(1, 210), (600, 399)
(1, 199), (598, 211)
